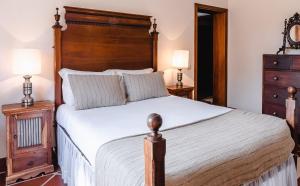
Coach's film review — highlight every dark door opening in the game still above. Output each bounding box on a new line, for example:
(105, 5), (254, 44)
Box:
(194, 4), (228, 106)
(197, 12), (213, 103)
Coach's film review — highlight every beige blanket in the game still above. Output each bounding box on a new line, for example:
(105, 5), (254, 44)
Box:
(95, 110), (294, 186)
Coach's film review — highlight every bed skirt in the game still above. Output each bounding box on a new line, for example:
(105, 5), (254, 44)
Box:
(57, 126), (95, 186)
(57, 126), (297, 186)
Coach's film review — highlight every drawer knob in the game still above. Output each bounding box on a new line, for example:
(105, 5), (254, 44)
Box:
(273, 61), (278, 65)
(272, 94), (278, 99)
(13, 135), (17, 139)
(27, 161), (34, 166)
(273, 112), (278, 116)
(273, 76), (279, 81)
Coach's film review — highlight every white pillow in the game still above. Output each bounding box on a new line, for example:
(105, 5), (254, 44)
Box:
(105, 68), (153, 76)
(123, 72), (169, 102)
(59, 68), (114, 106)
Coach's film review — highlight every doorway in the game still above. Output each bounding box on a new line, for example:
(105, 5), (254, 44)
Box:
(194, 4), (228, 106)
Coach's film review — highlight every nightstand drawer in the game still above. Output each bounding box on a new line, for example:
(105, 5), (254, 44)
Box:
(172, 91), (190, 97)
(12, 150), (48, 172)
(167, 85), (194, 99)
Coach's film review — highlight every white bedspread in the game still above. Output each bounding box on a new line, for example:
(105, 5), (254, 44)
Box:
(56, 96), (232, 167)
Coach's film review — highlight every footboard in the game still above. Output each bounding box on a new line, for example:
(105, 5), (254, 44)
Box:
(144, 86), (298, 186)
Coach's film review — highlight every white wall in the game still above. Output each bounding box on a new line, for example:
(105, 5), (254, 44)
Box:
(0, 0), (227, 158)
(228, 0), (300, 112)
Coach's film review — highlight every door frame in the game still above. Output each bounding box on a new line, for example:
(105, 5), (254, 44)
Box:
(194, 3), (228, 106)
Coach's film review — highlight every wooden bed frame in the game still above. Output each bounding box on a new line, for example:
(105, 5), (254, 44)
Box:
(53, 6), (298, 186)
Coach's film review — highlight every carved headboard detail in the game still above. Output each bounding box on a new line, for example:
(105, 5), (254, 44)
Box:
(53, 6), (158, 108)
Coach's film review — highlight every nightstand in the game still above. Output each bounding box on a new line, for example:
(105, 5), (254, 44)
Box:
(2, 101), (54, 184)
(167, 85), (194, 99)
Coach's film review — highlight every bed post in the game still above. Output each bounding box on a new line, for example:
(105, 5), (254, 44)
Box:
(52, 8), (63, 109)
(144, 113), (166, 186)
(151, 19), (158, 72)
(286, 86), (298, 165)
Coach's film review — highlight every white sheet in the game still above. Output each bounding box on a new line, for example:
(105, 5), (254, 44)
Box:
(56, 95), (232, 167)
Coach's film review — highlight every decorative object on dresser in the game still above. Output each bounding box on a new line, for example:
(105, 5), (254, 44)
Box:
(167, 85), (194, 99)
(12, 49), (42, 107)
(277, 12), (300, 54)
(263, 54), (300, 134)
(1, 101), (54, 184)
(172, 50), (189, 87)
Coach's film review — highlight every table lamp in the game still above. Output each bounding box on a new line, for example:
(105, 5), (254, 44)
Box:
(12, 49), (42, 107)
(172, 50), (189, 87)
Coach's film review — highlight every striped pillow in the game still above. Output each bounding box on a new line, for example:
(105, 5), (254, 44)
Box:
(68, 75), (126, 110)
(123, 72), (169, 102)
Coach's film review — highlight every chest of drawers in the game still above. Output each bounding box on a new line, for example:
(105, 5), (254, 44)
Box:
(263, 54), (300, 132)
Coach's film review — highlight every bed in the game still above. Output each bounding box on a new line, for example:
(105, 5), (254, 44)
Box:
(52, 6), (298, 186)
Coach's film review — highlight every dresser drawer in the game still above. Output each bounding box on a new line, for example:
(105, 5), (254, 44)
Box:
(291, 57), (300, 70)
(263, 85), (300, 106)
(262, 103), (285, 119)
(264, 71), (300, 88)
(263, 55), (293, 70)
(263, 85), (287, 106)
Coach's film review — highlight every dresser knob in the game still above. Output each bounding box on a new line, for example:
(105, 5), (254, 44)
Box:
(272, 94), (278, 99)
(27, 161), (34, 166)
(273, 61), (278, 65)
(273, 76), (279, 81)
(13, 135), (17, 139)
(272, 112), (278, 116)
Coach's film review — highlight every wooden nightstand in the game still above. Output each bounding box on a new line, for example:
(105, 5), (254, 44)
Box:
(167, 85), (194, 99)
(2, 101), (54, 184)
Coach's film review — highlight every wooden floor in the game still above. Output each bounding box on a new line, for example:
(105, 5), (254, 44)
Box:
(0, 172), (66, 186)
(0, 171), (299, 186)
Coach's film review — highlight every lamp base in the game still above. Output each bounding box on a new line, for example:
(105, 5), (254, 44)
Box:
(176, 69), (183, 87)
(22, 96), (34, 107)
(176, 81), (183, 87)
(22, 75), (34, 107)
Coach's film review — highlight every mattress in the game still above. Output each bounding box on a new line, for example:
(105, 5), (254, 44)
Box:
(56, 96), (232, 167)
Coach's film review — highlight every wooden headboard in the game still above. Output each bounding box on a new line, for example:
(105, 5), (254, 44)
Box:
(52, 6), (158, 108)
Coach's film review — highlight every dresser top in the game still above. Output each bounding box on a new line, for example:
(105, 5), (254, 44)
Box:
(2, 101), (54, 115)
(263, 54), (300, 57)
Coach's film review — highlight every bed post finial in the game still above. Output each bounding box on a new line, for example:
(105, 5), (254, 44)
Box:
(53, 7), (62, 28)
(288, 86), (297, 99)
(144, 113), (165, 186)
(153, 18), (157, 33)
(147, 113), (162, 138)
(151, 18), (158, 71)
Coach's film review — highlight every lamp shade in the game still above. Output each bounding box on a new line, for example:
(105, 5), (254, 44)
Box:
(12, 49), (42, 75)
(172, 50), (189, 69)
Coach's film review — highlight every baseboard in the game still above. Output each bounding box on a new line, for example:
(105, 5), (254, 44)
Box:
(0, 158), (6, 173)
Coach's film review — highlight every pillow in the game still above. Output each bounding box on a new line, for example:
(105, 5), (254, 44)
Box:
(105, 68), (153, 76)
(68, 75), (126, 110)
(123, 72), (169, 102)
(59, 68), (114, 106)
